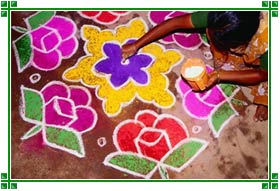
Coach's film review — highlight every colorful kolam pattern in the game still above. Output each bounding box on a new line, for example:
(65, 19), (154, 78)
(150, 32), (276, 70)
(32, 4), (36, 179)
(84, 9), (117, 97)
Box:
(78, 11), (130, 25)
(12, 11), (256, 179)
(148, 11), (209, 50)
(176, 65), (240, 138)
(13, 11), (78, 73)
(104, 110), (208, 178)
(63, 18), (183, 117)
(20, 81), (98, 157)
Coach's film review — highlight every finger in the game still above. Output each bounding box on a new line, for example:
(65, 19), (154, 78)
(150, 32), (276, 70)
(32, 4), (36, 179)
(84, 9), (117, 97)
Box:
(121, 53), (128, 60)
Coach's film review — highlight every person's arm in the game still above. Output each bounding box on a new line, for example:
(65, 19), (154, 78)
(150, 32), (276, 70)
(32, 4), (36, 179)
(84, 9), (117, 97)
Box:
(207, 69), (268, 88)
(134, 14), (194, 50)
(122, 14), (195, 60)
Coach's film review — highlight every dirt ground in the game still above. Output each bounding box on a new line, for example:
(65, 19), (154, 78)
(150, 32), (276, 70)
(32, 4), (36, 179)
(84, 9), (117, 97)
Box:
(11, 11), (268, 179)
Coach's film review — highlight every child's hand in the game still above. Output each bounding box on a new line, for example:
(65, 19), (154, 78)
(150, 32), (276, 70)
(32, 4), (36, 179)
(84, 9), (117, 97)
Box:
(121, 43), (137, 61)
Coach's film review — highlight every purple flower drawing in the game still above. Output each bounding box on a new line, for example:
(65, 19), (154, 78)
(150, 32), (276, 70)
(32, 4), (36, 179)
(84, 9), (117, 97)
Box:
(94, 41), (153, 88)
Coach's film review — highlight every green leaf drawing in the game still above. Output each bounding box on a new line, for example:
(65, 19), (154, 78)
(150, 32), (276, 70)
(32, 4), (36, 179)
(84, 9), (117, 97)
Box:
(231, 98), (248, 106)
(12, 26), (28, 33)
(219, 84), (238, 97)
(27, 11), (55, 30)
(108, 153), (157, 175)
(211, 102), (235, 133)
(14, 34), (32, 72)
(21, 125), (42, 140)
(163, 139), (206, 169)
(45, 126), (84, 157)
(21, 87), (43, 122)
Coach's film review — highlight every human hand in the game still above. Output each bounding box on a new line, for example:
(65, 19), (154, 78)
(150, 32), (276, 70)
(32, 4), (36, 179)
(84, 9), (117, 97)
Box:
(181, 70), (219, 92)
(121, 43), (137, 61)
(206, 70), (219, 89)
(188, 70), (219, 92)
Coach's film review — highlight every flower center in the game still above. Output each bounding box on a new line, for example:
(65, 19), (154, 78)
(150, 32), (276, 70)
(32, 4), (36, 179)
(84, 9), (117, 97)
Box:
(121, 59), (130, 65)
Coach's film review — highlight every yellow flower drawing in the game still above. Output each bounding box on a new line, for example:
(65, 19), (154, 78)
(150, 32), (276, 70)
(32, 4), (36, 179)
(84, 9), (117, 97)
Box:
(63, 18), (182, 117)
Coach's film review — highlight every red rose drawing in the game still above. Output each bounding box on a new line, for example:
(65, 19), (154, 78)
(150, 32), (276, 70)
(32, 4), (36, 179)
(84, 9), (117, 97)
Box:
(78, 11), (129, 25)
(114, 110), (189, 161)
(104, 110), (208, 179)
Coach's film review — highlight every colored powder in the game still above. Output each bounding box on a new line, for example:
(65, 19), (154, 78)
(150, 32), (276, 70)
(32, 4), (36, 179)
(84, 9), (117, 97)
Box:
(163, 141), (203, 168)
(25, 125), (42, 138)
(46, 127), (81, 154)
(23, 89), (43, 122)
(184, 66), (204, 78)
(15, 35), (32, 70)
(109, 154), (157, 175)
(219, 84), (238, 97)
(212, 103), (235, 132)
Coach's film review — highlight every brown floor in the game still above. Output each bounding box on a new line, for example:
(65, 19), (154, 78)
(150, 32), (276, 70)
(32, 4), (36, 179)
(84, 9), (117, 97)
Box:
(11, 11), (268, 179)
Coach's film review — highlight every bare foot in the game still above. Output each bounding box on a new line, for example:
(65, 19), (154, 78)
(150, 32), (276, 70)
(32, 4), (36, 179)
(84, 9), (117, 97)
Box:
(254, 105), (268, 121)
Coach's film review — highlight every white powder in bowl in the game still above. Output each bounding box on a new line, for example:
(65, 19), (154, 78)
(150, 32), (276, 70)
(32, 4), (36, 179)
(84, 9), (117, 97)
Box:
(184, 66), (204, 78)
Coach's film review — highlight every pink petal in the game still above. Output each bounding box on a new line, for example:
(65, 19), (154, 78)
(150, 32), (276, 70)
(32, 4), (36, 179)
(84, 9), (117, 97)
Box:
(69, 87), (90, 106)
(57, 99), (74, 116)
(174, 33), (202, 49)
(69, 107), (95, 133)
(168, 11), (187, 18)
(45, 98), (73, 126)
(57, 38), (77, 58)
(115, 121), (143, 153)
(149, 11), (171, 24)
(203, 86), (226, 105)
(184, 92), (214, 118)
(30, 27), (53, 49)
(41, 82), (69, 103)
(161, 35), (174, 43)
(46, 16), (75, 40)
(32, 49), (61, 71)
(154, 117), (188, 147)
(136, 111), (158, 127)
(43, 31), (60, 52)
(177, 79), (192, 95)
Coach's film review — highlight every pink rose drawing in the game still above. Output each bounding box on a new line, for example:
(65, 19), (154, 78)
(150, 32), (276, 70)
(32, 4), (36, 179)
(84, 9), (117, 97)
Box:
(13, 11), (78, 73)
(104, 110), (208, 179)
(20, 81), (98, 157)
(78, 11), (129, 25)
(176, 65), (239, 138)
(148, 11), (208, 50)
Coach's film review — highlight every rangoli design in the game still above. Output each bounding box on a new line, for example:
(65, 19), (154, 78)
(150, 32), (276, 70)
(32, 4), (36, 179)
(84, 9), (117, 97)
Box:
(63, 18), (182, 117)
(176, 65), (240, 138)
(78, 11), (129, 25)
(148, 11), (208, 50)
(104, 110), (208, 179)
(20, 81), (98, 158)
(94, 40), (153, 88)
(13, 11), (78, 73)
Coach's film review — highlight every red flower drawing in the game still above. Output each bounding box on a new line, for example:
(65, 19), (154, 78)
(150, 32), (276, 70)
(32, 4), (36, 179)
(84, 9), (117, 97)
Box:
(104, 110), (208, 178)
(78, 11), (129, 25)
